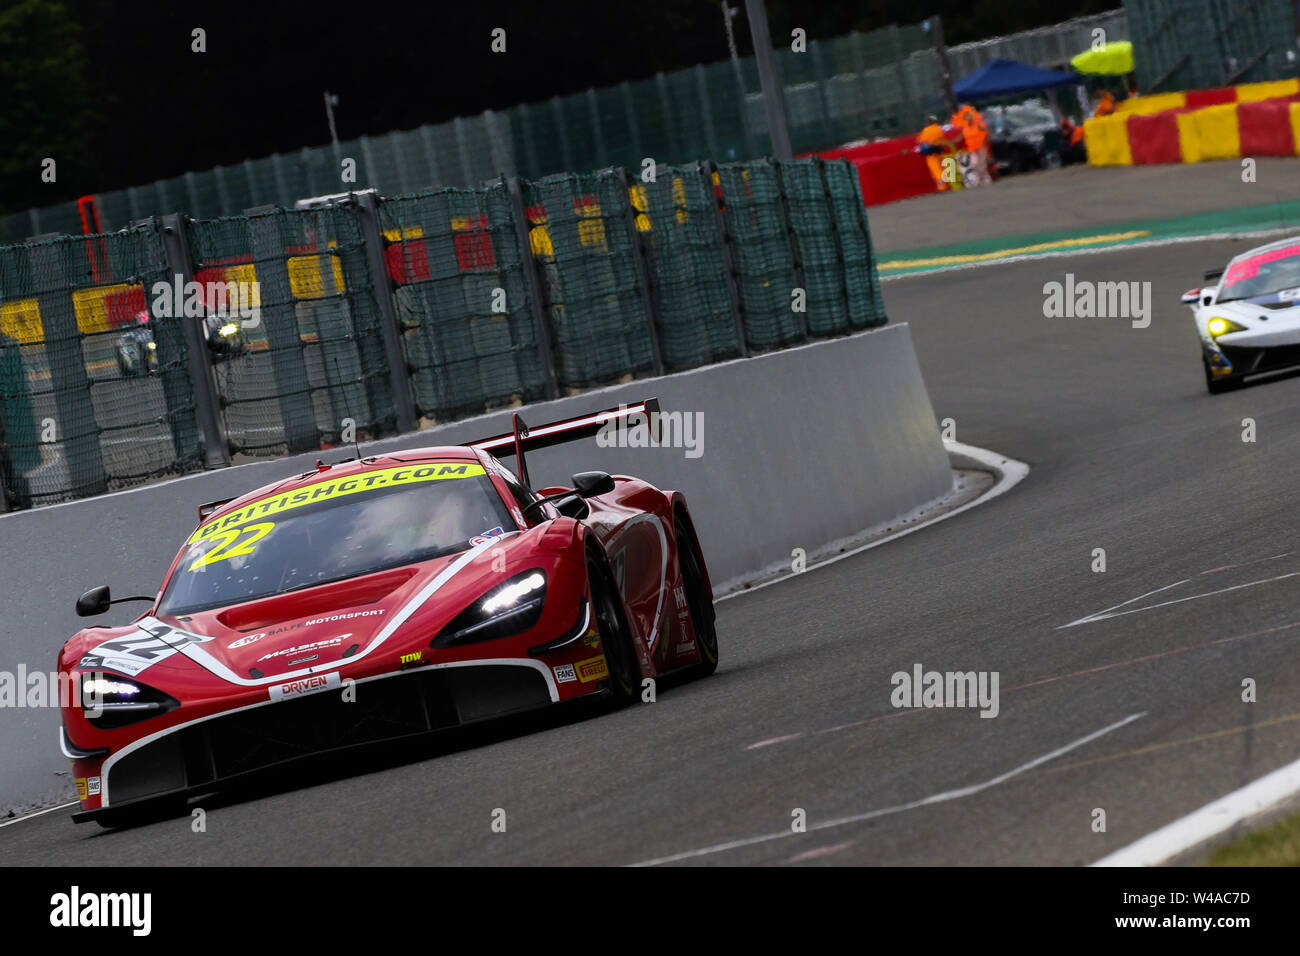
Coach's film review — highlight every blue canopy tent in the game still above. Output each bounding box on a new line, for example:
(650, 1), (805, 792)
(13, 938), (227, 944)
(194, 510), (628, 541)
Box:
(953, 58), (1082, 101)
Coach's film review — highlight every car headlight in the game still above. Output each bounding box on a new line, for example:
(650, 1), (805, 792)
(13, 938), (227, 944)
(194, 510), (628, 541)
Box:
(145, 341), (157, 351)
(1207, 317), (1246, 337)
(80, 674), (178, 729)
(218, 322), (238, 337)
(433, 570), (547, 647)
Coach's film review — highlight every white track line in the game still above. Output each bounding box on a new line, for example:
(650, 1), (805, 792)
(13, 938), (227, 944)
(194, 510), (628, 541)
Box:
(632, 712), (1145, 866)
(717, 440), (1028, 602)
(1093, 754), (1300, 866)
(0, 801), (77, 829)
(880, 226), (1300, 282)
(1061, 572), (1300, 628)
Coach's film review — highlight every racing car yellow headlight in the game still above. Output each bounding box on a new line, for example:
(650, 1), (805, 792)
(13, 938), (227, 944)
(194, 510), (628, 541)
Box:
(1207, 317), (1245, 337)
(218, 322), (238, 337)
(145, 341), (157, 350)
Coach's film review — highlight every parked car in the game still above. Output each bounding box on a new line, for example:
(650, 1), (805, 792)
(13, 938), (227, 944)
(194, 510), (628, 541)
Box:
(987, 101), (1068, 175)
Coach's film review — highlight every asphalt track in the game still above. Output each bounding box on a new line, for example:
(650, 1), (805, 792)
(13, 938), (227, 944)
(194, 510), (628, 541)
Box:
(6, 206), (1300, 866)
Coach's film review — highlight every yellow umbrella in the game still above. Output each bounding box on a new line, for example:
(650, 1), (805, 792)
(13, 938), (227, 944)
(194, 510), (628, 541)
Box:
(1071, 41), (1135, 76)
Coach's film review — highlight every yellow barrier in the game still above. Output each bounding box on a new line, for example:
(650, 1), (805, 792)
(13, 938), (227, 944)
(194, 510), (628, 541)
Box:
(1083, 114), (1133, 165)
(1176, 103), (1240, 162)
(1236, 78), (1300, 103)
(0, 299), (42, 344)
(1292, 102), (1300, 156)
(1115, 92), (1187, 116)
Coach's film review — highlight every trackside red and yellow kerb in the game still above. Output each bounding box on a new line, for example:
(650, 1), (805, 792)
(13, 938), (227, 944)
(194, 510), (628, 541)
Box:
(188, 462), (487, 543)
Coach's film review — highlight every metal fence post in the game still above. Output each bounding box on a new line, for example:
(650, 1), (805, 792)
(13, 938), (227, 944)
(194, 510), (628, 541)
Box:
(158, 214), (230, 467)
(694, 65), (720, 158)
(452, 120), (474, 186)
(29, 236), (107, 498)
(549, 98), (574, 172)
(618, 168), (664, 377)
(585, 90), (609, 167)
(419, 125), (445, 189)
(771, 160), (809, 339)
(701, 162), (748, 357)
(620, 82), (643, 164)
(809, 41), (836, 147)
(504, 176), (560, 399)
(745, 0), (794, 161)
(246, 206), (320, 452)
(353, 192), (419, 432)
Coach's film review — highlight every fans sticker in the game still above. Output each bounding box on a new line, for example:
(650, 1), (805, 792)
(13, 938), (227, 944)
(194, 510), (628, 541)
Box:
(554, 663), (577, 683)
(470, 526), (506, 546)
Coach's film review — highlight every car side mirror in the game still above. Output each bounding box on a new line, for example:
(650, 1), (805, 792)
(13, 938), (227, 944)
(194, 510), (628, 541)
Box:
(554, 495), (590, 520)
(1181, 288), (1201, 305)
(571, 471), (614, 498)
(76, 585), (112, 617)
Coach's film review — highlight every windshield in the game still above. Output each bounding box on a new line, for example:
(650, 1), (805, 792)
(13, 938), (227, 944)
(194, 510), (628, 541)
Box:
(1219, 243), (1300, 302)
(159, 463), (513, 615)
(991, 105), (1054, 133)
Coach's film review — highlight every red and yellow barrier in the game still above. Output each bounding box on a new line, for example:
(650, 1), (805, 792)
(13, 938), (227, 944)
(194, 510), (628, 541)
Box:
(1087, 77), (1300, 166)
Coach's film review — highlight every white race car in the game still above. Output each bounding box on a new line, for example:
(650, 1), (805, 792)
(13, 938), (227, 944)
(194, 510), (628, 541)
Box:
(1184, 236), (1300, 394)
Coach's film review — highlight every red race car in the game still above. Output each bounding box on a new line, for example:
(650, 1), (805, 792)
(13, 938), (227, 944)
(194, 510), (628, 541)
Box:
(59, 398), (718, 827)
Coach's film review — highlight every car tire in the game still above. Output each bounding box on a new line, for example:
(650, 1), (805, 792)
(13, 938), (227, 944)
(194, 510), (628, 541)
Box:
(587, 548), (639, 704)
(675, 518), (718, 677)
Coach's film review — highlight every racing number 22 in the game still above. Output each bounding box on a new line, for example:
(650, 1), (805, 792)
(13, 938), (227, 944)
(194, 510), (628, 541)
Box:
(188, 522), (274, 572)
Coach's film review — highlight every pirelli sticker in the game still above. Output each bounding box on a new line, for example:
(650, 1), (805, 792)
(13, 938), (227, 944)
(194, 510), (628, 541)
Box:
(189, 463), (486, 544)
(576, 655), (609, 683)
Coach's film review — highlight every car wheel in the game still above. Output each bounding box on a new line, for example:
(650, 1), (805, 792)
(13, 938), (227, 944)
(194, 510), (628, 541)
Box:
(117, 356), (129, 377)
(675, 518), (718, 677)
(587, 549), (638, 704)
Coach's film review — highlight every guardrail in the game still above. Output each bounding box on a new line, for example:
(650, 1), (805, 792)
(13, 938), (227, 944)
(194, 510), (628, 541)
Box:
(0, 157), (886, 510)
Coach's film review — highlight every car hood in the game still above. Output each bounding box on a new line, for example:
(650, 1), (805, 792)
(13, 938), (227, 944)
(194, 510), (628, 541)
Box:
(68, 531), (546, 687)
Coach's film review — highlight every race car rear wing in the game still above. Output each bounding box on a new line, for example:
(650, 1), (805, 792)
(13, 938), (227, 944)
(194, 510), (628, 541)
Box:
(471, 398), (660, 487)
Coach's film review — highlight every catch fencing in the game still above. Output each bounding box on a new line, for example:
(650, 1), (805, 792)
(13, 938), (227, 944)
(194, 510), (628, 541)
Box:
(0, 157), (885, 510)
(1126, 0), (1300, 92)
(0, 19), (944, 245)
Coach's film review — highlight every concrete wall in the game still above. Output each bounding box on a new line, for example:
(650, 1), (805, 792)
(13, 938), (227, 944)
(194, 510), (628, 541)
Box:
(0, 322), (951, 813)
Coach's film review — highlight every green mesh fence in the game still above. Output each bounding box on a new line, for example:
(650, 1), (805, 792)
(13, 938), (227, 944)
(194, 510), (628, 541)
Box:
(380, 184), (548, 420)
(781, 160), (848, 337)
(2, 157), (887, 509)
(523, 171), (655, 388)
(0, 228), (202, 506)
(184, 206), (394, 457)
(1126, 0), (1300, 92)
(823, 161), (886, 329)
(637, 165), (741, 369)
(714, 160), (804, 352)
